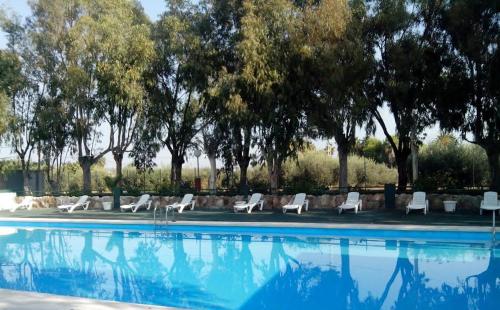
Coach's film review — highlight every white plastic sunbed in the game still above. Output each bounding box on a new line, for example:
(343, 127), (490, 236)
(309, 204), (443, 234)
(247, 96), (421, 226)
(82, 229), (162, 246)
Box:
(282, 193), (309, 214)
(10, 196), (34, 212)
(166, 194), (195, 213)
(406, 191), (429, 215)
(480, 191), (499, 215)
(338, 192), (362, 214)
(120, 194), (152, 213)
(58, 195), (90, 213)
(0, 192), (17, 211)
(234, 193), (264, 213)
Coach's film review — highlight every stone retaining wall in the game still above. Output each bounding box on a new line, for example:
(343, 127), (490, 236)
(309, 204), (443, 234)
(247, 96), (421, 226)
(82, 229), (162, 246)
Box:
(24, 193), (484, 212)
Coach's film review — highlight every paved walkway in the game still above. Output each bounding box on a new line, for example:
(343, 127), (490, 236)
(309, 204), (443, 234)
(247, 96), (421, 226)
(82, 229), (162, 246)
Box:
(0, 207), (495, 227)
(0, 289), (176, 310)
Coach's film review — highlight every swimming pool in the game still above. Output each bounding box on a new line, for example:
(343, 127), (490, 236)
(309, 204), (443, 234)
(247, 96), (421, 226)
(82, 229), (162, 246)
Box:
(0, 221), (498, 309)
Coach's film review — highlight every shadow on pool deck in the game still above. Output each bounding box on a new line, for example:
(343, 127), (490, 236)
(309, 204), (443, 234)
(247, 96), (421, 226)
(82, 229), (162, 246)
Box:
(0, 208), (496, 227)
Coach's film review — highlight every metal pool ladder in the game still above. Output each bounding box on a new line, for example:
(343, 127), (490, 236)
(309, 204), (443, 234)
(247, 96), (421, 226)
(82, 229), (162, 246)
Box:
(153, 205), (176, 227)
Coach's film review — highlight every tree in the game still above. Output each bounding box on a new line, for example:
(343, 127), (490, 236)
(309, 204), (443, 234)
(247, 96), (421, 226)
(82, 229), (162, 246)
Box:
(137, 0), (215, 188)
(304, 0), (371, 191)
(204, 0), (256, 193)
(29, 0), (109, 193)
(238, 0), (311, 192)
(0, 17), (39, 192)
(367, 0), (441, 191)
(29, 0), (153, 193)
(33, 97), (71, 192)
(95, 1), (154, 181)
(435, 0), (500, 191)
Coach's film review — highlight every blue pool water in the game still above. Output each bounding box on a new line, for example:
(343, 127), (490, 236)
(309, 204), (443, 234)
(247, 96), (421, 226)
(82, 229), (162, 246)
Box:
(0, 222), (498, 309)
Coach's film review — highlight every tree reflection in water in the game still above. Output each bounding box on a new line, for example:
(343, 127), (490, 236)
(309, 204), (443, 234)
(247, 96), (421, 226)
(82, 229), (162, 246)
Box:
(0, 227), (498, 309)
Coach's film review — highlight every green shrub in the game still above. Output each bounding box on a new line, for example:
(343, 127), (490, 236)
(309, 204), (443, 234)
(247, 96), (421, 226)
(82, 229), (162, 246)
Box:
(418, 135), (489, 189)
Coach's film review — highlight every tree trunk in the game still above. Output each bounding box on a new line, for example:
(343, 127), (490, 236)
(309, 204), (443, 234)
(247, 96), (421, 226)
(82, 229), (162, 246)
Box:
(267, 158), (280, 193)
(411, 130), (418, 183)
(171, 155), (183, 189)
(486, 149), (500, 191)
(338, 146), (349, 192)
(208, 154), (217, 194)
(79, 157), (93, 194)
(20, 157), (30, 194)
(239, 160), (249, 193)
(113, 151), (124, 181)
(396, 155), (409, 192)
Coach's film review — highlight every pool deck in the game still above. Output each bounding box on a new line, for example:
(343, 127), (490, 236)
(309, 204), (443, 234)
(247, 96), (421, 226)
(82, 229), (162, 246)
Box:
(0, 289), (178, 310)
(0, 207), (497, 232)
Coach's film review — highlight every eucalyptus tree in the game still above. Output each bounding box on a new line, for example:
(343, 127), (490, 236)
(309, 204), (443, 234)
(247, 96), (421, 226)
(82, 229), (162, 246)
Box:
(366, 0), (441, 191)
(0, 16), (40, 191)
(434, 0), (500, 191)
(33, 97), (71, 192)
(302, 0), (369, 191)
(136, 0), (215, 187)
(29, 0), (153, 192)
(29, 0), (108, 193)
(95, 1), (154, 181)
(203, 0), (257, 192)
(236, 0), (308, 192)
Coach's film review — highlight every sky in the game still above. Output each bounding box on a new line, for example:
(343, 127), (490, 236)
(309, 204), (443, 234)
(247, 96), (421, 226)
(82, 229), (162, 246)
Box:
(0, 0), (440, 169)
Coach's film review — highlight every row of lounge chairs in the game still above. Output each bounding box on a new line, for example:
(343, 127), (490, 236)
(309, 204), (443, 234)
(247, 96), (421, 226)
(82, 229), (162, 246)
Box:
(48, 191), (436, 215)
(3, 191), (499, 215)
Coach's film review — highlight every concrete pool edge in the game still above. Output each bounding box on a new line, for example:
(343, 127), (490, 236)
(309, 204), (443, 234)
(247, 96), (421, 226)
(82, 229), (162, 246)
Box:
(0, 288), (179, 310)
(0, 216), (493, 233)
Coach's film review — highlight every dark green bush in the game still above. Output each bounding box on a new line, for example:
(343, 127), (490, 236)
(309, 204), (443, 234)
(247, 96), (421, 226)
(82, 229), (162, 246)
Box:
(418, 135), (489, 189)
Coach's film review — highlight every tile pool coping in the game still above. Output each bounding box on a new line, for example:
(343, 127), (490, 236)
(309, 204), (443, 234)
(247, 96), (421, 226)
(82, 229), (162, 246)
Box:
(0, 216), (493, 233)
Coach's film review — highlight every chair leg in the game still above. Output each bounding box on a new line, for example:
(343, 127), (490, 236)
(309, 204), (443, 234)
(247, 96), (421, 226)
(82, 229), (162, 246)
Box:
(283, 208), (287, 214)
(338, 208), (342, 215)
(297, 206), (301, 215)
(480, 209), (482, 215)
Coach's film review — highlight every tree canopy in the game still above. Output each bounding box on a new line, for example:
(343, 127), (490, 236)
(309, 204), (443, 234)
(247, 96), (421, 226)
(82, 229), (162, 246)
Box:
(0, 0), (498, 193)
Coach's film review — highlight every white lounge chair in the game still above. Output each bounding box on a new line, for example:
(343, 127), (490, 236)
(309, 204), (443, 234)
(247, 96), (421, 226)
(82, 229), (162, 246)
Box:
(406, 192), (429, 215)
(480, 191), (499, 215)
(282, 193), (309, 214)
(338, 192), (362, 214)
(234, 193), (264, 213)
(166, 194), (195, 213)
(58, 195), (90, 213)
(10, 196), (34, 212)
(120, 194), (152, 213)
(0, 192), (17, 211)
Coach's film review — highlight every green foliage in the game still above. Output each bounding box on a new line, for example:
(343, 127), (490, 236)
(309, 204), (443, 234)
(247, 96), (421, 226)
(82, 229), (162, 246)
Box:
(417, 135), (490, 189)
(354, 137), (394, 167)
(278, 150), (397, 191)
(434, 0), (500, 190)
(0, 91), (8, 135)
(367, 0), (443, 190)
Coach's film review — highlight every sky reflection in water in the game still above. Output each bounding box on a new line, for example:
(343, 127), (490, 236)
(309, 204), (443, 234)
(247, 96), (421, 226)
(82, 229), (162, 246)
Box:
(0, 227), (498, 309)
